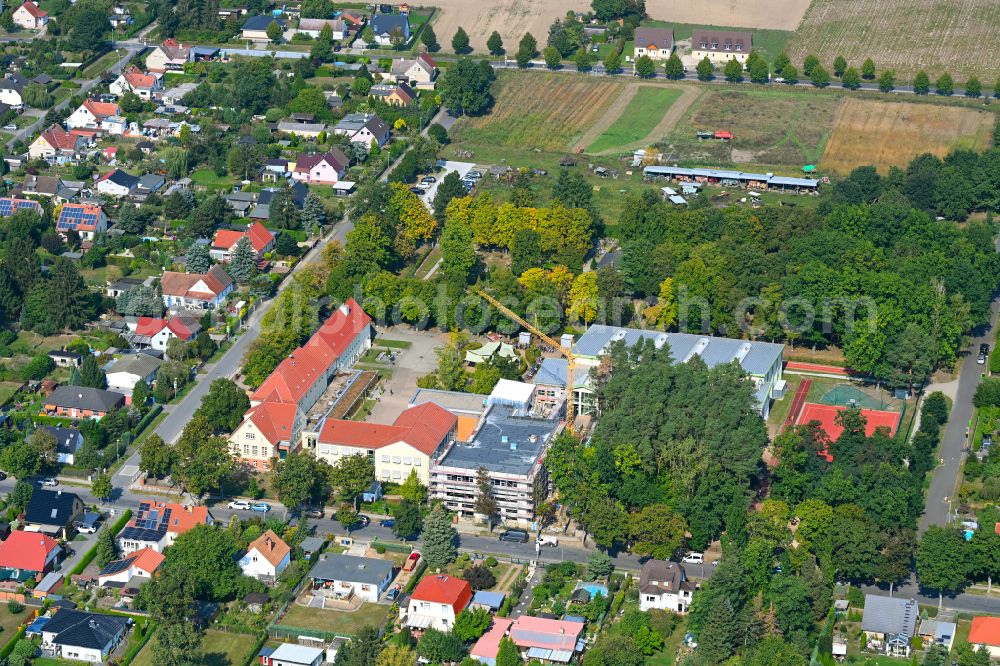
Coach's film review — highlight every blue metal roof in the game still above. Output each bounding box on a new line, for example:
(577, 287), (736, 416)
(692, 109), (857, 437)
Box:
(643, 165), (818, 188)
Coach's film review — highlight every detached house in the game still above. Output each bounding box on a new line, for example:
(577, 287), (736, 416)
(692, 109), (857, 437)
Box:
(633, 27), (674, 60)
(0, 73), (28, 106)
(388, 53), (436, 89)
(639, 560), (694, 613)
(369, 82), (415, 106)
(369, 14), (408, 46)
(241, 15), (285, 41)
(56, 203), (107, 241)
(0, 197), (42, 217)
(160, 265), (234, 310)
(127, 315), (200, 353)
(229, 400), (305, 470)
(24, 489), (84, 539)
(290, 149), (349, 185)
(105, 353), (164, 399)
(333, 113), (389, 148)
(41, 610), (130, 663)
(969, 616), (1000, 658)
(239, 529), (291, 581)
(98, 546), (165, 588)
(296, 17), (346, 39)
(145, 38), (190, 72)
(110, 66), (163, 100)
(66, 98), (122, 130)
(401, 574), (471, 631)
(29, 125), (85, 162)
(117, 501), (213, 554)
(307, 553), (394, 603)
(861, 595), (917, 657)
(12, 0), (48, 30)
(210, 221), (275, 262)
(43, 386), (124, 420)
(691, 29), (752, 65)
(96, 169), (139, 197)
(0, 531), (61, 581)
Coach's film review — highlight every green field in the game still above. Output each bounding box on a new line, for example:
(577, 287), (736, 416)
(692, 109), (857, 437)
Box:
(587, 87), (682, 153)
(279, 602), (389, 636)
(132, 630), (256, 666)
(191, 169), (237, 190)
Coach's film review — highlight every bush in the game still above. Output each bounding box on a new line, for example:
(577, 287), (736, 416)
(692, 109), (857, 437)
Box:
(484, 556), (498, 568)
(6, 600), (22, 614)
(921, 392), (949, 426)
(464, 565), (496, 590)
(374, 544), (387, 554)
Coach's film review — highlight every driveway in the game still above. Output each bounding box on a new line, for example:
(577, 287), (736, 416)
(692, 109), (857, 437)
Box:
(366, 326), (444, 424)
(418, 160), (474, 211)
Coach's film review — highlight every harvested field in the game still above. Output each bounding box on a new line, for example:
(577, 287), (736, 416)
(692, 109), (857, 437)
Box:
(450, 72), (626, 157)
(786, 0), (1000, 80)
(587, 86), (684, 154)
(428, 0), (809, 53)
(820, 98), (996, 174)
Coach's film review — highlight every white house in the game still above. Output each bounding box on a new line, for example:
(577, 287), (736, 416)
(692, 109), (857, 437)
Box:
(229, 400), (305, 471)
(160, 265), (234, 311)
(66, 99), (121, 130)
(308, 553), (395, 604)
(104, 354), (163, 400)
(387, 52), (436, 89)
(145, 39), (190, 72)
(401, 574), (472, 631)
(0, 74), (27, 106)
(127, 315), (200, 353)
(369, 14), (408, 46)
(633, 27), (674, 60)
(296, 17), (345, 39)
(41, 610), (130, 663)
(210, 221), (275, 263)
(290, 150), (349, 185)
(55, 203), (106, 241)
(97, 547), (164, 588)
(638, 560), (694, 613)
(332, 113), (389, 148)
(12, 1), (48, 30)
(239, 530), (290, 581)
(96, 169), (139, 197)
(110, 66), (163, 100)
(258, 643), (324, 666)
(117, 501), (212, 555)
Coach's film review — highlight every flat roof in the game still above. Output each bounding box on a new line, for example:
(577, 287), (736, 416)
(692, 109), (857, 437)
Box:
(438, 404), (559, 476)
(409, 388), (488, 416)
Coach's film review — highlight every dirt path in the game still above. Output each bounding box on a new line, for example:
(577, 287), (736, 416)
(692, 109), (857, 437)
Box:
(571, 83), (641, 153)
(592, 85), (702, 156)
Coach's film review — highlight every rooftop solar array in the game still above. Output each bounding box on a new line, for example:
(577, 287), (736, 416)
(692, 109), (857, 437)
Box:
(57, 205), (99, 230)
(0, 198), (42, 217)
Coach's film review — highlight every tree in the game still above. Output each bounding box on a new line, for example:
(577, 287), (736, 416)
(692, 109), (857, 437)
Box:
(95, 528), (117, 567)
(810, 64), (830, 87)
(336, 506), (362, 530)
(772, 51), (790, 76)
(9, 481), (32, 511)
(878, 69), (896, 92)
(352, 76), (372, 96)
(603, 50), (621, 73)
(496, 637), (520, 666)
(634, 54), (655, 78)
(165, 525), (260, 601)
(375, 645), (416, 666)
(913, 70), (930, 94)
(833, 55), (847, 77)
(861, 57), (876, 79)
(328, 453), (375, 505)
(664, 52), (684, 79)
(440, 212), (477, 290)
(270, 188), (301, 230)
(588, 550), (614, 578)
(464, 564), (497, 590)
(273, 452), (326, 512)
(265, 19), (282, 43)
(417, 629), (466, 663)
(966, 75), (982, 97)
(568, 271), (599, 324)
(840, 66), (860, 89)
(79, 354), (107, 389)
(185, 242), (212, 274)
(454, 607), (491, 641)
(92, 473), (113, 502)
(69, 6), (110, 50)
(917, 526), (970, 607)
(152, 623), (204, 666)
(335, 626), (383, 666)
(140, 435), (175, 479)
(487, 30), (504, 55)
(173, 416), (235, 498)
(452, 27), (471, 54)
(432, 171), (466, 222)
(399, 469), (428, 504)
(749, 57), (769, 84)
(195, 378), (250, 434)
(22, 83), (53, 108)
(627, 504), (687, 559)
(936, 72), (954, 96)
(519, 32), (538, 57)
(437, 58), (496, 116)
(574, 48), (592, 72)
(887, 323), (934, 391)
(544, 46), (562, 69)
(228, 237), (257, 284)
(515, 46), (532, 68)
(274, 232), (301, 257)
(422, 503), (457, 569)
(301, 192), (327, 234)
(723, 58), (743, 83)
(393, 500), (423, 540)
(427, 123), (449, 146)
(421, 23), (438, 50)
(803, 54), (820, 76)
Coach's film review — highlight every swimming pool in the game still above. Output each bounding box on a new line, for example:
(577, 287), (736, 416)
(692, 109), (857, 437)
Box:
(578, 583), (609, 597)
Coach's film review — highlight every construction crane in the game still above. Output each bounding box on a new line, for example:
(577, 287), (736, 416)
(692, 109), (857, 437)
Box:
(476, 290), (579, 435)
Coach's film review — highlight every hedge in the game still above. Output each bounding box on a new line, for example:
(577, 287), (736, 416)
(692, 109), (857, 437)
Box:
(70, 508), (133, 576)
(120, 620), (157, 665)
(241, 633), (268, 666)
(0, 626), (25, 660)
(402, 559), (427, 594)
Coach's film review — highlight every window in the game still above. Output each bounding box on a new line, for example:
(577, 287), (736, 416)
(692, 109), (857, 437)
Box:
(403, 457), (411, 465)
(245, 431), (255, 440)
(392, 456), (401, 464)
(710, 41), (717, 49)
(724, 42), (732, 50)
(414, 459), (421, 466)
(252, 446), (258, 456)
(392, 470), (401, 479)
(699, 41), (707, 48)
(381, 454), (390, 462)
(243, 445), (250, 454)
(735, 44), (742, 51)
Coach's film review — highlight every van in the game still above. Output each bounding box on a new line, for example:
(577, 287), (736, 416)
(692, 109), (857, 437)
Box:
(681, 552), (704, 564)
(537, 535), (558, 547)
(499, 529), (529, 543)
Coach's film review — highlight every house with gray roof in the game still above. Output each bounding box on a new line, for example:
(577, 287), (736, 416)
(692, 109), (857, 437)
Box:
(639, 560), (694, 613)
(307, 553), (395, 602)
(861, 595), (917, 657)
(41, 610), (130, 663)
(43, 386), (125, 420)
(369, 14), (409, 46)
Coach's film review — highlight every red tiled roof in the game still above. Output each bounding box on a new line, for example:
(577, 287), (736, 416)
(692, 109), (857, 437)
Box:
(0, 530), (59, 572)
(318, 402), (455, 456)
(212, 229), (244, 251)
(417, 52), (436, 69)
(57, 204), (103, 231)
(134, 317), (168, 336)
(212, 221), (274, 254)
(391, 402), (457, 454)
(160, 266), (232, 299)
(293, 150), (349, 175)
(970, 616), (1000, 647)
(122, 66), (156, 89)
(83, 98), (120, 119)
(510, 616), (583, 652)
(17, 1), (46, 18)
(251, 345), (335, 405)
(244, 400), (299, 445)
(306, 298), (372, 358)
(39, 125), (78, 151)
(166, 316), (196, 339)
(247, 530), (290, 567)
(130, 547), (165, 574)
(410, 575), (472, 615)
(128, 502), (210, 536)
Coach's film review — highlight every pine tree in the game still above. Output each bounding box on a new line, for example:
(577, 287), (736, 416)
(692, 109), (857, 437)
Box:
(421, 23), (438, 50)
(833, 55), (847, 77)
(79, 354), (107, 389)
(474, 467), (498, 524)
(965, 76), (982, 97)
(185, 241), (212, 274)
(496, 637), (520, 666)
(228, 237), (257, 284)
(95, 529), (117, 568)
(69, 366), (83, 386)
(300, 192), (326, 235)
(664, 52), (684, 80)
(422, 503), (457, 569)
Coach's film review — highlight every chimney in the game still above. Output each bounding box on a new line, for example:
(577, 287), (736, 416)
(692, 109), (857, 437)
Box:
(339, 302), (350, 316)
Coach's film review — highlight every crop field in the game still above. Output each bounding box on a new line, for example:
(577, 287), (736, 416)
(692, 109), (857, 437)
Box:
(663, 89), (840, 168)
(448, 72), (626, 160)
(586, 86), (685, 154)
(820, 98), (996, 174)
(786, 0), (1000, 81)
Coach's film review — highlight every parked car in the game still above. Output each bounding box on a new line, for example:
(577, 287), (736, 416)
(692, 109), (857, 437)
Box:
(681, 552), (704, 564)
(499, 529), (529, 543)
(536, 535), (558, 547)
(2, 124), (15, 131)
(386, 588), (400, 601)
(357, 514), (370, 527)
(379, 518), (396, 528)
(421, 176), (436, 184)
(409, 187), (424, 195)
(249, 502), (270, 513)
(403, 552), (421, 572)
(37, 477), (57, 487)
(0, 471), (7, 481)
(467, 170), (482, 179)
(228, 500), (252, 510)
(73, 521), (98, 534)
(304, 508), (324, 519)
(979, 343), (990, 364)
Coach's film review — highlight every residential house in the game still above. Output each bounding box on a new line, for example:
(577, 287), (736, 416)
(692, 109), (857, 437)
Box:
(261, 158), (288, 182)
(97, 546), (164, 588)
(369, 14), (408, 46)
(0, 196), (42, 219)
(239, 530), (291, 581)
(105, 354), (163, 400)
(56, 203), (107, 241)
(508, 616), (585, 663)
(109, 4), (132, 28)
(0, 73), (27, 106)
(66, 98), (121, 129)
(42, 386), (124, 420)
(39, 425), (83, 465)
(633, 27), (674, 60)
(307, 553), (394, 603)
(691, 29), (752, 65)
(332, 113), (389, 148)
(145, 38), (190, 72)
(860, 594), (917, 657)
(110, 66), (163, 100)
(100, 115), (128, 136)
(127, 315), (200, 353)
(470, 617), (514, 664)
(229, 400), (305, 470)
(40, 610), (130, 663)
(47, 349), (82, 367)
(969, 616), (1000, 658)
(638, 560), (694, 613)
(0, 530), (61, 581)
(23, 489), (84, 539)
(369, 82), (415, 106)
(211, 221), (275, 262)
(318, 401), (456, 485)
(388, 53), (435, 89)
(29, 125), (85, 162)
(276, 121), (327, 139)
(12, 1), (48, 30)
(133, 173), (166, 201)
(296, 17), (346, 39)
(916, 619), (957, 652)
(96, 169), (139, 197)
(290, 149), (349, 185)
(241, 15), (285, 42)
(160, 265), (234, 310)
(469, 591), (505, 612)
(257, 643), (324, 666)
(117, 501), (213, 554)
(401, 574), (471, 631)
(22, 174), (62, 197)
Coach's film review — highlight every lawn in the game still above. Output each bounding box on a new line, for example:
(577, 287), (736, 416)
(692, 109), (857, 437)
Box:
(279, 601), (389, 636)
(0, 381), (23, 407)
(0, 605), (29, 641)
(587, 87), (683, 153)
(81, 49), (127, 78)
(190, 168), (237, 190)
(413, 246), (442, 280)
(132, 630), (256, 666)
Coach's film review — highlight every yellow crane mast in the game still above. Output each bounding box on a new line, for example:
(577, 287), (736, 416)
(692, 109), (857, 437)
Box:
(476, 290), (578, 434)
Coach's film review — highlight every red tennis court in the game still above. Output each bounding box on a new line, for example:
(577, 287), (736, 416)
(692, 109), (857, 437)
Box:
(795, 402), (901, 441)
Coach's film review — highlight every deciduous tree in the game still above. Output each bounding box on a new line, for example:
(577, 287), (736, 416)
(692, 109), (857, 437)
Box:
(487, 31), (504, 55)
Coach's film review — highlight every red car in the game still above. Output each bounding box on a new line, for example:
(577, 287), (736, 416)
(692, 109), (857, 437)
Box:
(403, 552), (421, 573)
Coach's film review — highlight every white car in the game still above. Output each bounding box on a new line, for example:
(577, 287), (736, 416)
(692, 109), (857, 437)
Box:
(2, 124), (15, 131)
(37, 477), (58, 487)
(536, 535), (558, 547)
(227, 500), (252, 510)
(74, 522), (98, 534)
(681, 552), (704, 564)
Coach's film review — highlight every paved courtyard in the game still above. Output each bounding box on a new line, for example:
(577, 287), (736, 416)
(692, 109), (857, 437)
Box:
(367, 326), (445, 424)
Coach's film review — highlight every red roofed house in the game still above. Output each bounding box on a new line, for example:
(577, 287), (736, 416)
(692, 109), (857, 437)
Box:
(470, 618), (514, 664)
(970, 616), (1000, 658)
(508, 615), (585, 662)
(97, 546), (165, 588)
(401, 574), (472, 631)
(66, 98), (121, 130)
(210, 221), (275, 263)
(110, 65), (163, 100)
(316, 401), (456, 484)
(160, 265), (234, 311)
(0, 530), (61, 581)
(290, 149), (349, 185)
(56, 203), (107, 241)
(13, 1), (48, 29)
(117, 501), (213, 554)
(29, 125), (85, 162)
(229, 400), (306, 470)
(128, 314), (200, 352)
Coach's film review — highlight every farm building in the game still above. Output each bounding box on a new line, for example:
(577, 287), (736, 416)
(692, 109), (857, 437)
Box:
(691, 30), (752, 65)
(643, 166), (819, 192)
